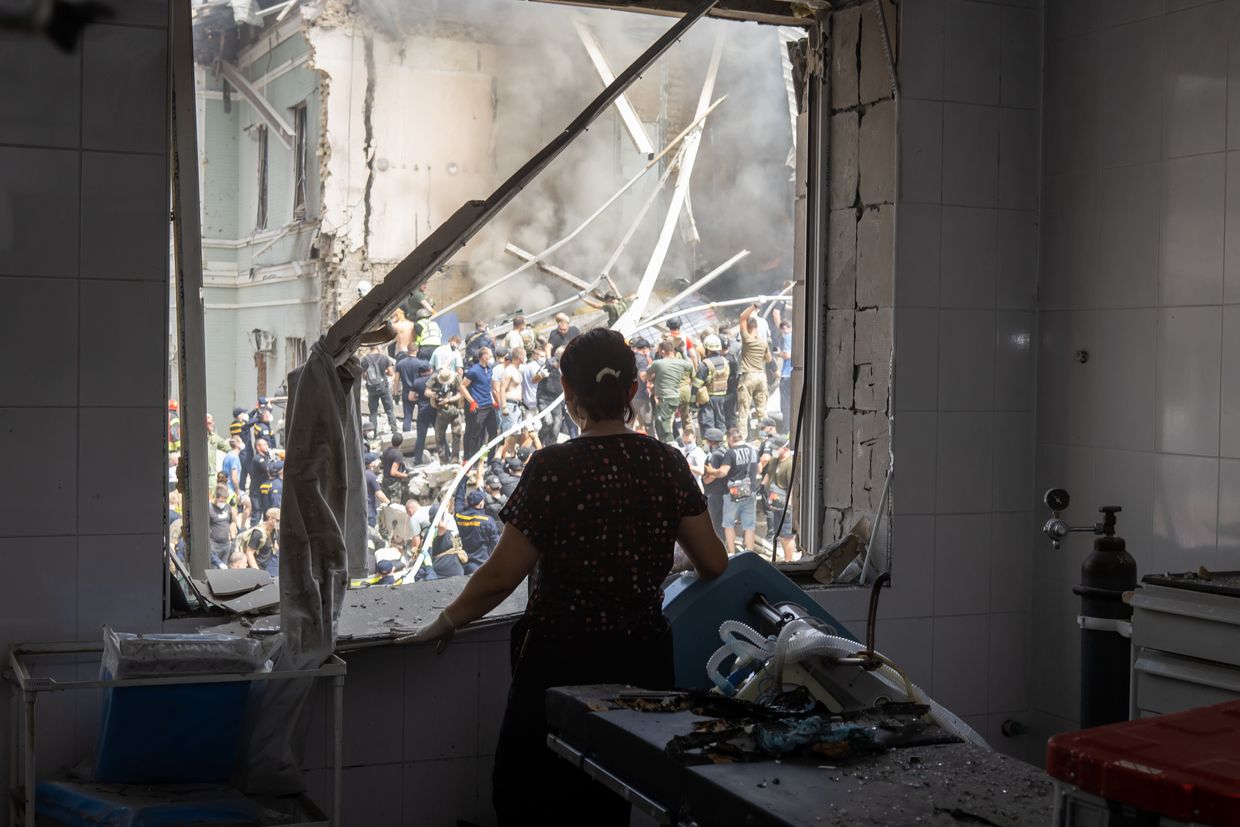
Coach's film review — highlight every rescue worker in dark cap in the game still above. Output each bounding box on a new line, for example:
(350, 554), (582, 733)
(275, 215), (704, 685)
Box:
(483, 475), (508, 520)
(498, 457), (523, 497)
(453, 481), (500, 574)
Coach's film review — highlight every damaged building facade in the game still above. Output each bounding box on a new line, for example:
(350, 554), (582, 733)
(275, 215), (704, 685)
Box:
(190, 0), (803, 424)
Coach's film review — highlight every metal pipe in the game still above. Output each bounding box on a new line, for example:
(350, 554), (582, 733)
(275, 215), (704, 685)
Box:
(324, 0), (721, 360)
(641, 249), (751, 322)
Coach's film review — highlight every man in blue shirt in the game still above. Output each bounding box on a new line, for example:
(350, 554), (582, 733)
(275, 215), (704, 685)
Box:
(221, 437), (242, 494)
(777, 318), (793, 427)
(460, 347), (498, 459)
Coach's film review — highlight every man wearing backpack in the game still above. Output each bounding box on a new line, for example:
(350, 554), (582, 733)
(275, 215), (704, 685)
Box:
(361, 346), (399, 437)
(238, 507), (280, 576)
(695, 334), (730, 433)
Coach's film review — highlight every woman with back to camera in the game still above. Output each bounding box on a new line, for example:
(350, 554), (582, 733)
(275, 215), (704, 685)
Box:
(407, 327), (729, 825)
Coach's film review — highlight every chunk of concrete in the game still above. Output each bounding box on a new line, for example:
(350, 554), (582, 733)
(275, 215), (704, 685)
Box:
(852, 411), (889, 514)
(206, 568), (272, 598)
(856, 204), (895, 308)
(825, 409), (854, 509)
(828, 208), (857, 309)
(826, 309), (855, 409)
(831, 6), (861, 111)
(830, 111), (859, 210)
(859, 99), (896, 206)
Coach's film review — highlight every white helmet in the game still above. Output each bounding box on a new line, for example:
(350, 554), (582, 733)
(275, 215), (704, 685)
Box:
(703, 334), (722, 352)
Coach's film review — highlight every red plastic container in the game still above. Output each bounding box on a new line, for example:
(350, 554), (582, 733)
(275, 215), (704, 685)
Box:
(1047, 701), (1240, 826)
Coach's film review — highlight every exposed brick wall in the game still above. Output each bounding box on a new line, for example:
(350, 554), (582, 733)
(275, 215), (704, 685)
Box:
(823, 1), (896, 543)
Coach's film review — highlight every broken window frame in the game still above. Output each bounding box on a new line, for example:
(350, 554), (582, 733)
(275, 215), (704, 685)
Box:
(256, 123), (269, 230)
(292, 102), (308, 219)
(167, 1), (869, 619)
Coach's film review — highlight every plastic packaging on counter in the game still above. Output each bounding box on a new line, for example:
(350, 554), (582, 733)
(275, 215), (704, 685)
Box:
(100, 627), (284, 680)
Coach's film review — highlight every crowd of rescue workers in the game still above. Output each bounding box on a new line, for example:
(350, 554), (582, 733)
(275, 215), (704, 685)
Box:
(166, 288), (797, 584)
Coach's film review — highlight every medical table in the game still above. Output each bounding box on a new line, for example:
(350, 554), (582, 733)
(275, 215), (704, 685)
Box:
(545, 685), (1054, 827)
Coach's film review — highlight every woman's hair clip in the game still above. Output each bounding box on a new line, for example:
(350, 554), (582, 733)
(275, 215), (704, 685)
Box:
(595, 367), (621, 383)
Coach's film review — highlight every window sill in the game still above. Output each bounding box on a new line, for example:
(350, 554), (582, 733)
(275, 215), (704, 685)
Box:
(197, 575), (528, 651)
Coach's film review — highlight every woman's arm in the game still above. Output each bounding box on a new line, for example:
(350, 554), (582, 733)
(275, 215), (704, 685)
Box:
(404, 524), (540, 645)
(677, 511), (728, 581)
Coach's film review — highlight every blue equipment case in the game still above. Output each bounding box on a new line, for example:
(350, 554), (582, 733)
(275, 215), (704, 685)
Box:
(662, 551), (856, 689)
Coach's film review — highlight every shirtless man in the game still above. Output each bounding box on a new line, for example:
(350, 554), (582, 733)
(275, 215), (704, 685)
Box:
(391, 309), (416, 359)
(498, 346), (525, 434)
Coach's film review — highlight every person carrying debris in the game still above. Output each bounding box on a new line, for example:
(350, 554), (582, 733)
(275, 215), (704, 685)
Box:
(694, 334), (730, 433)
(736, 303), (774, 439)
(646, 338), (690, 443)
(584, 290), (629, 327)
(428, 368), (463, 463)
(403, 327), (728, 826)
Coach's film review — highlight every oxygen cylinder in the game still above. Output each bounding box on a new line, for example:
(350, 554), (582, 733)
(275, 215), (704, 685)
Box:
(1073, 506), (1137, 728)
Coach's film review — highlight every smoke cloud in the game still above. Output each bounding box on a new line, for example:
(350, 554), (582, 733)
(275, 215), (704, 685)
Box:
(351, 0), (798, 322)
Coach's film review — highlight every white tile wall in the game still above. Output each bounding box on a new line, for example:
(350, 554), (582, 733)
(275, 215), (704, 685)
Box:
(1159, 154), (1226, 306)
(0, 277), (78, 406)
(0, 147), (80, 278)
(1031, 0), (1240, 747)
(891, 0), (1043, 762)
(1097, 163), (1160, 308)
(940, 207), (998, 307)
(80, 152), (170, 281)
(0, 32), (81, 148)
(942, 103), (1000, 207)
(1160, 2), (1231, 159)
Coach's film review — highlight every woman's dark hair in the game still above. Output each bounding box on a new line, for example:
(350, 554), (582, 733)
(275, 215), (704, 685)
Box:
(560, 328), (638, 423)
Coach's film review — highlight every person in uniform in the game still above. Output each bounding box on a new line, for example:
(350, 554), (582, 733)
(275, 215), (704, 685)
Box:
(428, 368), (464, 463)
(248, 437), (272, 525)
(414, 308), (442, 362)
(763, 435), (796, 562)
(240, 507), (280, 576)
(645, 338), (690, 443)
(453, 483), (500, 574)
(695, 334), (730, 433)
(736, 304), (774, 439)
(404, 328), (728, 826)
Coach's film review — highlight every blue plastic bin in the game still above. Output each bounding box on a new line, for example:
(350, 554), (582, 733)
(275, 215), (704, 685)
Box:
(93, 678), (253, 784)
